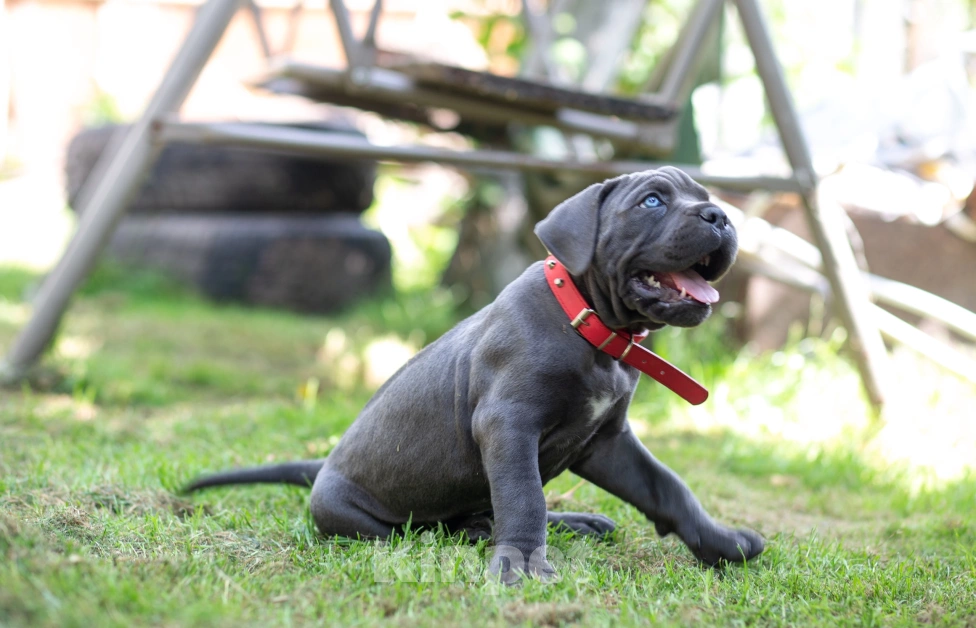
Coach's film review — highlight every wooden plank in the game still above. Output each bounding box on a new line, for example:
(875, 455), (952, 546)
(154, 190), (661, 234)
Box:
(390, 62), (678, 122)
(157, 120), (805, 194)
(254, 62), (674, 149)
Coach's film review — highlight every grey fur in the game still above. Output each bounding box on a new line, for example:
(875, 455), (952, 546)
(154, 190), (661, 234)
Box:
(184, 167), (763, 579)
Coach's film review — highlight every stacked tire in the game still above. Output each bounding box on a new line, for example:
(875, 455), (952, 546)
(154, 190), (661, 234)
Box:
(65, 122), (390, 314)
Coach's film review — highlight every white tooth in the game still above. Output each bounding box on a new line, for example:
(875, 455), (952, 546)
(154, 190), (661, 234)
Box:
(680, 287), (687, 298)
(701, 255), (711, 267)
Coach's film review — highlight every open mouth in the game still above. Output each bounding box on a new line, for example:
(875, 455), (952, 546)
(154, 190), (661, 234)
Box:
(633, 254), (721, 305)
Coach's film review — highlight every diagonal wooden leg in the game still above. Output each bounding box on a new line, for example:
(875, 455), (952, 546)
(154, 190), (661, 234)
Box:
(0, 0), (244, 383)
(733, 0), (889, 409)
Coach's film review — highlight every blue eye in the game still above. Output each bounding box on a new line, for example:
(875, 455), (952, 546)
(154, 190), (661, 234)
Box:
(641, 194), (664, 209)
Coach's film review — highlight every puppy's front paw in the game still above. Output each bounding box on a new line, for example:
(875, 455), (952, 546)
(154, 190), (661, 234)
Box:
(682, 523), (765, 566)
(488, 546), (558, 584)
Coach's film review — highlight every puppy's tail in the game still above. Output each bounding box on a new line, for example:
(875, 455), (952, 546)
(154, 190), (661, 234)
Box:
(182, 460), (325, 493)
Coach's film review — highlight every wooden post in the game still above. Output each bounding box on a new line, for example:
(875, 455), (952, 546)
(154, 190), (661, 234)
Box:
(734, 0), (890, 409)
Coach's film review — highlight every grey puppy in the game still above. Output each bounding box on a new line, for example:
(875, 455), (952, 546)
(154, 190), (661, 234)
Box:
(185, 167), (764, 579)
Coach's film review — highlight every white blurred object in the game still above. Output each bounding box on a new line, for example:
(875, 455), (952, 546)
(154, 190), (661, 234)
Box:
(945, 211), (976, 243)
(0, 172), (74, 269)
(795, 53), (976, 175)
(0, 0), (9, 166)
(822, 163), (954, 225)
(875, 54), (976, 170)
(722, 29), (976, 185)
(382, 1), (489, 70)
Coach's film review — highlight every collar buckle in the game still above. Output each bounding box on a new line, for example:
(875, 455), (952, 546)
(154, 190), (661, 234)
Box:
(570, 308), (594, 329)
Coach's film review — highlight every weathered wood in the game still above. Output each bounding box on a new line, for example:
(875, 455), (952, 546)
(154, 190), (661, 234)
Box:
(655, 0), (724, 105)
(244, 0), (272, 61)
(740, 250), (976, 384)
(520, 0), (557, 80)
(363, 0), (383, 50)
(718, 198), (976, 366)
(872, 307), (976, 383)
(157, 120), (804, 193)
(388, 62), (678, 122)
(328, 0), (366, 69)
(255, 62), (664, 146)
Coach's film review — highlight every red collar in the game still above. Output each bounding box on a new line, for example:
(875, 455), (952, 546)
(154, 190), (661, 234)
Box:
(543, 255), (709, 406)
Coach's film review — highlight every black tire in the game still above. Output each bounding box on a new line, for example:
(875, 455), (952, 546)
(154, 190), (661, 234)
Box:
(66, 122), (376, 214)
(107, 214), (391, 314)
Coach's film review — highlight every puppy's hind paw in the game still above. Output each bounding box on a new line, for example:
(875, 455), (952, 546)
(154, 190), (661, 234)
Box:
(547, 511), (616, 538)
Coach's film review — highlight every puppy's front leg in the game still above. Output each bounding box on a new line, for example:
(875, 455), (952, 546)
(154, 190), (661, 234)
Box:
(474, 410), (552, 583)
(571, 427), (764, 566)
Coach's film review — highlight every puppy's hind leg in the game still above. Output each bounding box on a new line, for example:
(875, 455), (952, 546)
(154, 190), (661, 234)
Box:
(309, 468), (397, 539)
(442, 512), (493, 542)
(547, 511), (616, 537)
(441, 511), (616, 542)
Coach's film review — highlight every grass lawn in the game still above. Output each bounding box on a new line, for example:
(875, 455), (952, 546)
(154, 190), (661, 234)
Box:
(1, 263), (975, 627)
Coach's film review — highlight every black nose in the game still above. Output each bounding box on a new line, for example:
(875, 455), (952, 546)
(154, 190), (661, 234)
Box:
(699, 205), (727, 227)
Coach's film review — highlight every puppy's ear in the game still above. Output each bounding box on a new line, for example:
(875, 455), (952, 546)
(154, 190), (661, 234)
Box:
(534, 182), (607, 275)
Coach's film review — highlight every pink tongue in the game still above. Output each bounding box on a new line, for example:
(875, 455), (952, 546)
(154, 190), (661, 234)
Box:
(663, 269), (720, 304)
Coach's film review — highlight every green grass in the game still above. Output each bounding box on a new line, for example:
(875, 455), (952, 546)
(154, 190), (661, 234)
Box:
(2, 263), (976, 626)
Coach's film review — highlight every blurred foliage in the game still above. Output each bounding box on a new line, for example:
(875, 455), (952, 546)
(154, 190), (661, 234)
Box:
(449, 0), (702, 92)
(76, 260), (191, 302)
(362, 171), (467, 295)
(451, 8), (528, 74)
(79, 90), (124, 128)
(0, 265), (36, 302)
(0, 154), (21, 181)
(616, 0), (698, 94)
(449, 8), (527, 75)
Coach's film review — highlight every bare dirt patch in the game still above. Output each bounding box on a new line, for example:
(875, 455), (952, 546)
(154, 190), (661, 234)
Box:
(44, 506), (103, 542)
(2, 485), (210, 521)
(502, 601), (585, 626)
(83, 485), (210, 519)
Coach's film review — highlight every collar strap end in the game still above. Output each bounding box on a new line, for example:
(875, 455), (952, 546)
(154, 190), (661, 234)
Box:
(543, 255), (709, 406)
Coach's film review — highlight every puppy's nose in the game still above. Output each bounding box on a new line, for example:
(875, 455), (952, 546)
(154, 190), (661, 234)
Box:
(699, 205), (728, 227)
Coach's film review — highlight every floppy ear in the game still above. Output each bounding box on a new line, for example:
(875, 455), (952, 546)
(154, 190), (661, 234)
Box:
(533, 182), (606, 275)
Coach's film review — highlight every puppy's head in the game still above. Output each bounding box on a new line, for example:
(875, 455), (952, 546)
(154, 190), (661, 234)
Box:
(534, 167), (737, 330)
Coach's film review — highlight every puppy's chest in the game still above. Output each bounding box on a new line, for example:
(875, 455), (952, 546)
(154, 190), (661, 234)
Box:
(543, 369), (635, 443)
(579, 363), (637, 419)
(537, 383), (629, 478)
(585, 393), (618, 424)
